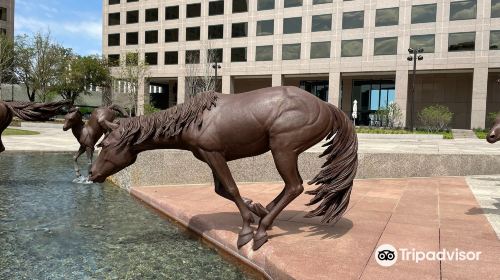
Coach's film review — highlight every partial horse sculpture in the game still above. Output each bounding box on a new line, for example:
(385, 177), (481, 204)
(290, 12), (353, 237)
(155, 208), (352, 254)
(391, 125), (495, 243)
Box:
(0, 100), (71, 153)
(63, 105), (128, 179)
(90, 86), (358, 250)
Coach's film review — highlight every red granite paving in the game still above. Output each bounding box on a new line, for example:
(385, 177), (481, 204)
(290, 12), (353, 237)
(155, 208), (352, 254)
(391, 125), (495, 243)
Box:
(131, 177), (500, 280)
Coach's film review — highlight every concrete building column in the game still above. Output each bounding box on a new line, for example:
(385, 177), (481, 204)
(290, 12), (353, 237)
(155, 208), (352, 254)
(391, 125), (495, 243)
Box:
(222, 75), (233, 94)
(272, 74), (282, 87)
(328, 72), (341, 107)
(177, 75), (185, 104)
(395, 69), (409, 127)
(471, 67), (488, 129)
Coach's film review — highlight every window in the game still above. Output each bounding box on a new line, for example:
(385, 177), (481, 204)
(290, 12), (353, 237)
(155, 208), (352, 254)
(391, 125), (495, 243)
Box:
(126, 10), (139, 24)
(108, 34), (120, 46)
(145, 52), (158, 65)
(313, 0), (332, 4)
(258, 0), (274, 10)
(256, 20), (274, 36)
(165, 6), (179, 20)
(282, 43), (301, 60)
(165, 51), (178, 65)
(312, 14), (332, 32)
(491, 30), (500, 50)
(108, 13), (120, 25)
(310, 42), (330, 59)
(0, 7), (6, 21)
(145, 8), (158, 22)
(126, 32), (138, 45)
(232, 23), (248, 38)
(411, 4), (437, 24)
(108, 54), (120, 67)
(126, 53), (138, 66)
(231, 47), (247, 62)
(127, 0), (138, 2)
(208, 25), (224, 39)
(109, 0), (120, 4)
(165, 29), (179, 42)
(208, 49), (223, 63)
(186, 27), (201, 41)
(374, 37), (398, 55)
(209, 1), (224, 15)
(343, 11), (364, 29)
(283, 17), (302, 34)
(233, 0), (248, 13)
(284, 0), (302, 8)
(493, 0), (500, 18)
(341, 39), (363, 57)
(186, 50), (200, 64)
(0, 28), (6, 35)
(187, 3), (201, 18)
(256, 46), (273, 61)
(450, 0), (476, 21)
(145, 30), (158, 44)
(448, 32), (475, 51)
(410, 34), (435, 53)
(375, 7), (399, 27)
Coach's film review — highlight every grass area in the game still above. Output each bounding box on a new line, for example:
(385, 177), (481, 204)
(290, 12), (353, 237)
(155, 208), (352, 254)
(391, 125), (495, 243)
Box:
(356, 127), (453, 139)
(2, 128), (40, 136)
(473, 129), (488, 139)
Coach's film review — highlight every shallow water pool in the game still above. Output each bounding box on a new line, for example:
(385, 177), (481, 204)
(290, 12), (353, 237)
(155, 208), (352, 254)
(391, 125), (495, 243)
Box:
(0, 153), (256, 279)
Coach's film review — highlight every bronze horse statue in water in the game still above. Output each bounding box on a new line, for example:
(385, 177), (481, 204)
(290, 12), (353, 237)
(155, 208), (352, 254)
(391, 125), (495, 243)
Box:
(0, 100), (71, 153)
(90, 86), (358, 250)
(63, 105), (128, 178)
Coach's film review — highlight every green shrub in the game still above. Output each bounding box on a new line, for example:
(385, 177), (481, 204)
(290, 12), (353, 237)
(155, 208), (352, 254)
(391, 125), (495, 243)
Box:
(418, 105), (453, 132)
(373, 102), (403, 128)
(144, 104), (161, 115)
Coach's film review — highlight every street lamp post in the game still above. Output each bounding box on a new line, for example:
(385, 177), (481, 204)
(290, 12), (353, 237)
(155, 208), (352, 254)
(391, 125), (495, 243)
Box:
(407, 48), (424, 131)
(212, 61), (221, 90)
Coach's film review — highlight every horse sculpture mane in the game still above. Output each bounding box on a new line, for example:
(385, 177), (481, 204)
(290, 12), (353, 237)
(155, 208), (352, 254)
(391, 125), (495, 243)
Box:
(114, 91), (219, 147)
(4, 100), (71, 121)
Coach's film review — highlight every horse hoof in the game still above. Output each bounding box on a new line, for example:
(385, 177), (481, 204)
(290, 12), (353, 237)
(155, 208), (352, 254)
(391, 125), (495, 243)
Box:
(237, 232), (254, 249)
(252, 203), (269, 218)
(252, 234), (268, 250)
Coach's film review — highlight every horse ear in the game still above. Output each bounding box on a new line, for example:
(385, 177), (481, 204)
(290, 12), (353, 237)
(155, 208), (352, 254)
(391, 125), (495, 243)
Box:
(102, 120), (120, 131)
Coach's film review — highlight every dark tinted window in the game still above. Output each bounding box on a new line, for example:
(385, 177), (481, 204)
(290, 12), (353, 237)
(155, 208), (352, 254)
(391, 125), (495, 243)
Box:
(165, 29), (179, 42)
(282, 43), (301, 60)
(108, 13), (120, 25)
(411, 4), (437, 24)
(209, 1), (224, 15)
(310, 41), (330, 59)
(127, 0), (138, 2)
(186, 50), (200, 64)
(313, 0), (332, 4)
(410, 34), (435, 53)
(492, 0), (500, 18)
(341, 39), (363, 57)
(375, 7), (399, 27)
(165, 6), (179, 20)
(256, 45), (273, 61)
(145, 52), (158, 65)
(165, 51), (178, 65)
(208, 49), (223, 63)
(257, 20), (274, 36)
(231, 47), (247, 62)
(312, 14), (332, 32)
(126, 32), (138, 45)
(491, 30), (500, 50)
(108, 33), (120, 46)
(233, 0), (248, 13)
(109, 0), (120, 5)
(108, 54), (120, 66)
(450, 0), (476, 21)
(342, 11), (364, 29)
(208, 25), (224, 39)
(232, 23), (248, 38)
(145, 8), (158, 22)
(126, 10), (139, 24)
(374, 37), (398, 55)
(284, 0), (302, 8)
(448, 32), (475, 51)
(145, 30), (158, 44)
(187, 3), (201, 18)
(283, 17), (302, 34)
(186, 27), (201, 41)
(258, 0), (275, 10)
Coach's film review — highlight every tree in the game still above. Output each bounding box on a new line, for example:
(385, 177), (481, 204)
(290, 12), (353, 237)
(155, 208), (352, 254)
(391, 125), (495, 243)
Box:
(115, 52), (150, 116)
(0, 34), (14, 98)
(185, 42), (220, 98)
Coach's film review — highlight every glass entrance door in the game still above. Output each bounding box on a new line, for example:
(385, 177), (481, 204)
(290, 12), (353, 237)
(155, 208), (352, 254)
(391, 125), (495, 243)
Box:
(351, 80), (395, 125)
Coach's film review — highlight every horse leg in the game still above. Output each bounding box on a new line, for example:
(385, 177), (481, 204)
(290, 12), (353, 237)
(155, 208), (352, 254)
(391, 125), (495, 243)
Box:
(265, 166), (302, 212)
(253, 151), (303, 250)
(86, 147), (94, 178)
(73, 146), (86, 177)
(213, 172), (269, 219)
(202, 151), (255, 248)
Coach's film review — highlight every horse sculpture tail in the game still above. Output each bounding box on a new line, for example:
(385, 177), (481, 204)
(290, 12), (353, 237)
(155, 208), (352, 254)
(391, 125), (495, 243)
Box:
(6, 100), (71, 121)
(305, 104), (358, 224)
(108, 104), (129, 117)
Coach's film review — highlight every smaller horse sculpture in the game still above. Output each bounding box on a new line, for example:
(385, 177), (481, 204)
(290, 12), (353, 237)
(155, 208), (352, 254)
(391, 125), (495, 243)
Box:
(487, 115), (500, 143)
(89, 86), (358, 250)
(0, 100), (71, 153)
(63, 105), (128, 179)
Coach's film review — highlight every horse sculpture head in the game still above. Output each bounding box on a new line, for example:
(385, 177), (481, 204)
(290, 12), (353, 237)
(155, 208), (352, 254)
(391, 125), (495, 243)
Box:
(63, 107), (83, 131)
(487, 115), (500, 143)
(89, 120), (138, 183)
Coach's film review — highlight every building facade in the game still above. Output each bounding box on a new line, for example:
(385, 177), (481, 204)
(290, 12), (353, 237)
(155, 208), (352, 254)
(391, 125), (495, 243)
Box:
(0, 0), (14, 38)
(103, 0), (500, 129)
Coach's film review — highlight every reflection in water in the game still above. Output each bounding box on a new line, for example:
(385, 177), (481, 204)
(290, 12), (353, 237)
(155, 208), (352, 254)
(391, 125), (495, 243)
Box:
(0, 153), (254, 279)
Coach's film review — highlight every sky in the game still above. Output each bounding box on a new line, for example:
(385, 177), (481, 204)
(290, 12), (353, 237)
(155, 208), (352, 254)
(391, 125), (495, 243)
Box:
(14, 0), (102, 55)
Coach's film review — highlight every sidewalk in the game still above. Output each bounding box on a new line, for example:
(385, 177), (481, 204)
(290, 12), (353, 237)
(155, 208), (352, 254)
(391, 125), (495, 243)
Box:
(3, 126), (79, 152)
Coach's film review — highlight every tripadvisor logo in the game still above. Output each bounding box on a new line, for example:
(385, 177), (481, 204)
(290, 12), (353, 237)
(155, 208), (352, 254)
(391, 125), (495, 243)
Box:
(375, 244), (481, 267)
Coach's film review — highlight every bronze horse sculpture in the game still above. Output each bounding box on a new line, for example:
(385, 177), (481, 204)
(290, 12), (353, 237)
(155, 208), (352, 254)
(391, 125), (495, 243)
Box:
(487, 115), (500, 143)
(90, 86), (358, 250)
(63, 105), (128, 179)
(0, 100), (71, 153)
